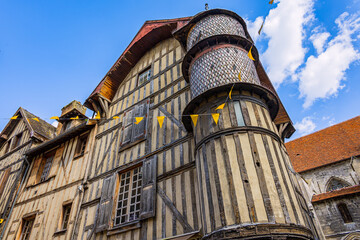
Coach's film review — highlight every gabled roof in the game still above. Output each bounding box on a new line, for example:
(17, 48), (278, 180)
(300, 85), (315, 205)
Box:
(286, 116), (360, 173)
(84, 17), (191, 111)
(0, 107), (56, 147)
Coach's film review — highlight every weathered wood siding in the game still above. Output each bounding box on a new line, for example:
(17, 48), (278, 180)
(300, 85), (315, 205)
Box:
(77, 37), (201, 240)
(2, 128), (96, 240)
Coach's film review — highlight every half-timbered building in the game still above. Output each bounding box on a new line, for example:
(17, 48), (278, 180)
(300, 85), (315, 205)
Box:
(1, 8), (322, 240)
(0, 107), (56, 235)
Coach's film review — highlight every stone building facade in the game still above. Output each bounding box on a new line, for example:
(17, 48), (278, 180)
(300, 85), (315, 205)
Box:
(286, 116), (360, 240)
(0, 9), (321, 240)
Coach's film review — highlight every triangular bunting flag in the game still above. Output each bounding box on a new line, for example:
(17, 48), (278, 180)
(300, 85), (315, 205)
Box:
(32, 118), (40, 122)
(216, 103), (225, 110)
(0, 219), (3, 224)
(269, 0), (274, 4)
(157, 116), (165, 128)
(238, 72), (242, 82)
(229, 84), (234, 99)
(94, 111), (101, 120)
(70, 116), (79, 120)
(212, 113), (220, 125)
(190, 115), (198, 127)
(248, 46), (255, 61)
(50, 116), (59, 120)
(135, 117), (144, 125)
(113, 116), (120, 119)
(10, 116), (18, 120)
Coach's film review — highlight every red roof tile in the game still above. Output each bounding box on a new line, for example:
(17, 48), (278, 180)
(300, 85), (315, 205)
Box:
(285, 116), (360, 173)
(312, 185), (360, 203)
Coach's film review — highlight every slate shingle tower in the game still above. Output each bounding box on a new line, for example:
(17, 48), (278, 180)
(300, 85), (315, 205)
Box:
(174, 9), (317, 239)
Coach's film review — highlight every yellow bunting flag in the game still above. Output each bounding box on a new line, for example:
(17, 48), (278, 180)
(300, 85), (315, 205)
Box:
(269, 0), (274, 4)
(157, 116), (165, 128)
(94, 111), (101, 120)
(248, 46), (255, 61)
(32, 118), (40, 122)
(0, 218), (3, 224)
(190, 115), (199, 127)
(10, 116), (18, 120)
(135, 117), (144, 125)
(216, 103), (225, 110)
(113, 116), (120, 119)
(229, 85), (234, 99)
(238, 72), (242, 82)
(70, 116), (79, 120)
(212, 113), (220, 125)
(50, 116), (59, 120)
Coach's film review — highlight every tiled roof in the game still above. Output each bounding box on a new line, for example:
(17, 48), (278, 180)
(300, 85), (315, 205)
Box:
(285, 116), (360, 173)
(312, 185), (360, 203)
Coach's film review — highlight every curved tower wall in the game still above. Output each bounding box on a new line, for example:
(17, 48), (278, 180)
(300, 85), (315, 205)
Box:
(177, 9), (315, 240)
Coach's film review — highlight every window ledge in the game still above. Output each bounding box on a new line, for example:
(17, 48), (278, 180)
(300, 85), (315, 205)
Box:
(53, 229), (67, 236)
(107, 221), (141, 236)
(73, 153), (84, 160)
(26, 176), (55, 189)
(119, 139), (146, 152)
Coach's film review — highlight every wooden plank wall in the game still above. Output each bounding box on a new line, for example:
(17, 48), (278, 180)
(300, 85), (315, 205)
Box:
(2, 128), (96, 239)
(78, 37), (202, 240)
(0, 119), (32, 216)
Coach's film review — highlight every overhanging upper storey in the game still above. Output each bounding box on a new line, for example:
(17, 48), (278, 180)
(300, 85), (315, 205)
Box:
(84, 17), (191, 116)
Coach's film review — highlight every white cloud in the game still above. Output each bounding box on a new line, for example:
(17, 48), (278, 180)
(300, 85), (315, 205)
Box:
(310, 31), (330, 54)
(261, 0), (314, 87)
(246, 16), (264, 43)
(52, 121), (59, 128)
(298, 12), (360, 108)
(294, 117), (316, 136)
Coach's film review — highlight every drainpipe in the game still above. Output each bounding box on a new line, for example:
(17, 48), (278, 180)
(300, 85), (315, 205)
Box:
(0, 157), (30, 240)
(70, 122), (98, 240)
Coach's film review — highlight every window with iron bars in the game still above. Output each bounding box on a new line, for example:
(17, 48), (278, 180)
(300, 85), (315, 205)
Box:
(114, 166), (142, 225)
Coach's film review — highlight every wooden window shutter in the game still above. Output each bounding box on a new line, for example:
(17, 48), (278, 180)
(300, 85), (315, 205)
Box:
(120, 109), (134, 146)
(0, 167), (11, 196)
(26, 157), (42, 187)
(48, 147), (64, 178)
(139, 156), (157, 219)
(96, 173), (116, 232)
(132, 100), (149, 142)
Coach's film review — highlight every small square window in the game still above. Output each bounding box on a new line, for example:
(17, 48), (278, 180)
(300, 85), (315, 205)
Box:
(20, 216), (35, 240)
(137, 68), (151, 86)
(61, 203), (72, 230)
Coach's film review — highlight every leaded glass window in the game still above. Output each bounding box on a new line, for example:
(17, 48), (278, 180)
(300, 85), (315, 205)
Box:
(114, 166), (142, 225)
(138, 68), (151, 86)
(40, 155), (54, 182)
(327, 178), (350, 192)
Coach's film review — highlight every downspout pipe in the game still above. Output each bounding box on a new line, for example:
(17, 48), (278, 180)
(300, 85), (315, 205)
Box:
(0, 157), (30, 240)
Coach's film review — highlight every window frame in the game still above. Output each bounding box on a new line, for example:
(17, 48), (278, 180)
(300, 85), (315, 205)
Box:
(337, 203), (353, 223)
(137, 67), (152, 87)
(12, 132), (23, 150)
(0, 167), (11, 196)
(113, 165), (143, 227)
(74, 133), (89, 157)
(19, 215), (36, 240)
(61, 202), (72, 230)
(37, 150), (56, 183)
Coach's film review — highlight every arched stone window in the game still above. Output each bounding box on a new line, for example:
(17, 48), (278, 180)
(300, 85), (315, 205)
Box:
(337, 203), (353, 223)
(326, 177), (350, 192)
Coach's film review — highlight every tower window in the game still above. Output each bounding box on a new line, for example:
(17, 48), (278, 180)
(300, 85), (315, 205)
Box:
(114, 166), (142, 225)
(20, 216), (35, 240)
(233, 101), (245, 126)
(138, 67), (152, 86)
(337, 203), (353, 223)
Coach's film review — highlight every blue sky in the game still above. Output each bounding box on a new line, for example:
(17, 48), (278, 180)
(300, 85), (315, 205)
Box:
(0, 0), (359, 140)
